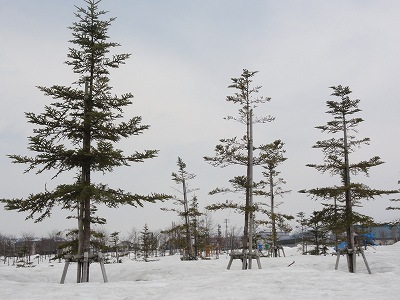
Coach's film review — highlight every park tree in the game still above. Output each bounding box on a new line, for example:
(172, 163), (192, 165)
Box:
(127, 227), (140, 259)
(91, 227), (109, 254)
(188, 195), (203, 257)
(196, 209), (215, 256)
(204, 69), (274, 269)
(306, 211), (330, 255)
(301, 85), (398, 273)
(36, 230), (63, 258)
(161, 222), (183, 255)
(109, 231), (120, 263)
(0, 234), (17, 265)
(295, 212), (308, 254)
(1, 0), (169, 282)
(228, 226), (244, 251)
(256, 140), (292, 256)
(19, 232), (36, 261)
(161, 157), (199, 260)
(139, 224), (156, 260)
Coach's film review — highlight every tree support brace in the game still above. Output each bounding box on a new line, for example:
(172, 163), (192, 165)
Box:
(60, 252), (108, 284)
(335, 247), (371, 274)
(227, 251), (262, 270)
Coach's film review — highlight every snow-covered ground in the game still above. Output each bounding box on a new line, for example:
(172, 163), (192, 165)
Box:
(1, 243), (399, 300)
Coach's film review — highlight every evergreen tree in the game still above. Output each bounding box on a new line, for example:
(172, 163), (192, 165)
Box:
(256, 140), (292, 256)
(295, 212), (308, 254)
(127, 227), (140, 259)
(300, 85), (397, 272)
(306, 211), (329, 255)
(161, 157), (199, 260)
(1, 0), (169, 282)
(204, 69), (274, 269)
(109, 231), (120, 263)
(91, 227), (109, 254)
(139, 224), (153, 260)
(188, 195), (203, 258)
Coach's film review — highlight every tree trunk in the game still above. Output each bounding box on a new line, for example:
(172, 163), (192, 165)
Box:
(343, 114), (355, 273)
(269, 165), (277, 257)
(78, 77), (92, 282)
(182, 176), (194, 258)
(245, 108), (254, 269)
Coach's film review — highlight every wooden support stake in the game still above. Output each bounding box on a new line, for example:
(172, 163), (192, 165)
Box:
(60, 253), (108, 284)
(77, 260), (82, 283)
(335, 252), (340, 270)
(98, 253), (108, 283)
(255, 256), (262, 269)
(227, 256), (234, 270)
(60, 258), (70, 284)
(242, 253), (247, 270)
(227, 252), (261, 270)
(82, 252), (89, 282)
(335, 247), (371, 274)
(360, 249), (372, 274)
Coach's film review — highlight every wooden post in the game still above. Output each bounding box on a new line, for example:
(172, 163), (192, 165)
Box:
(256, 255), (262, 269)
(60, 255), (71, 284)
(227, 252), (261, 270)
(335, 252), (340, 270)
(242, 253), (247, 270)
(227, 255), (234, 270)
(98, 253), (108, 283)
(82, 252), (89, 282)
(60, 253), (108, 284)
(360, 249), (372, 274)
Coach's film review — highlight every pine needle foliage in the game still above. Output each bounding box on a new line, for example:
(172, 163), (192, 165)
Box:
(386, 180), (400, 211)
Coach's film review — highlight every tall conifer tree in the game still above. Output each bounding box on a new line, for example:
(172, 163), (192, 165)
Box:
(204, 69), (274, 269)
(2, 0), (169, 282)
(256, 140), (292, 256)
(161, 157), (198, 260)
(301, 85), (397, 273)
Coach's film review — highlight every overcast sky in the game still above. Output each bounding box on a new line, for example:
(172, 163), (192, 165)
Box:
(1, 0), (399, 237)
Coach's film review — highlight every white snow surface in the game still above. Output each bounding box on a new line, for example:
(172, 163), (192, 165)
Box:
(1, 244), (399, 300)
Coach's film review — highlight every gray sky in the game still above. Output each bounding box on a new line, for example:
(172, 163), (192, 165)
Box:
(1, 0), (399, 237)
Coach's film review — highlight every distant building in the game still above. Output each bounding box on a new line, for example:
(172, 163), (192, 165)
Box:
(257, 231), (296, 247)
(355, 224), (399, 246)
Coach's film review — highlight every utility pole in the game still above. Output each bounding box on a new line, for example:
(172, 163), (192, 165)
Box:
(224, 218), (229, 251)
